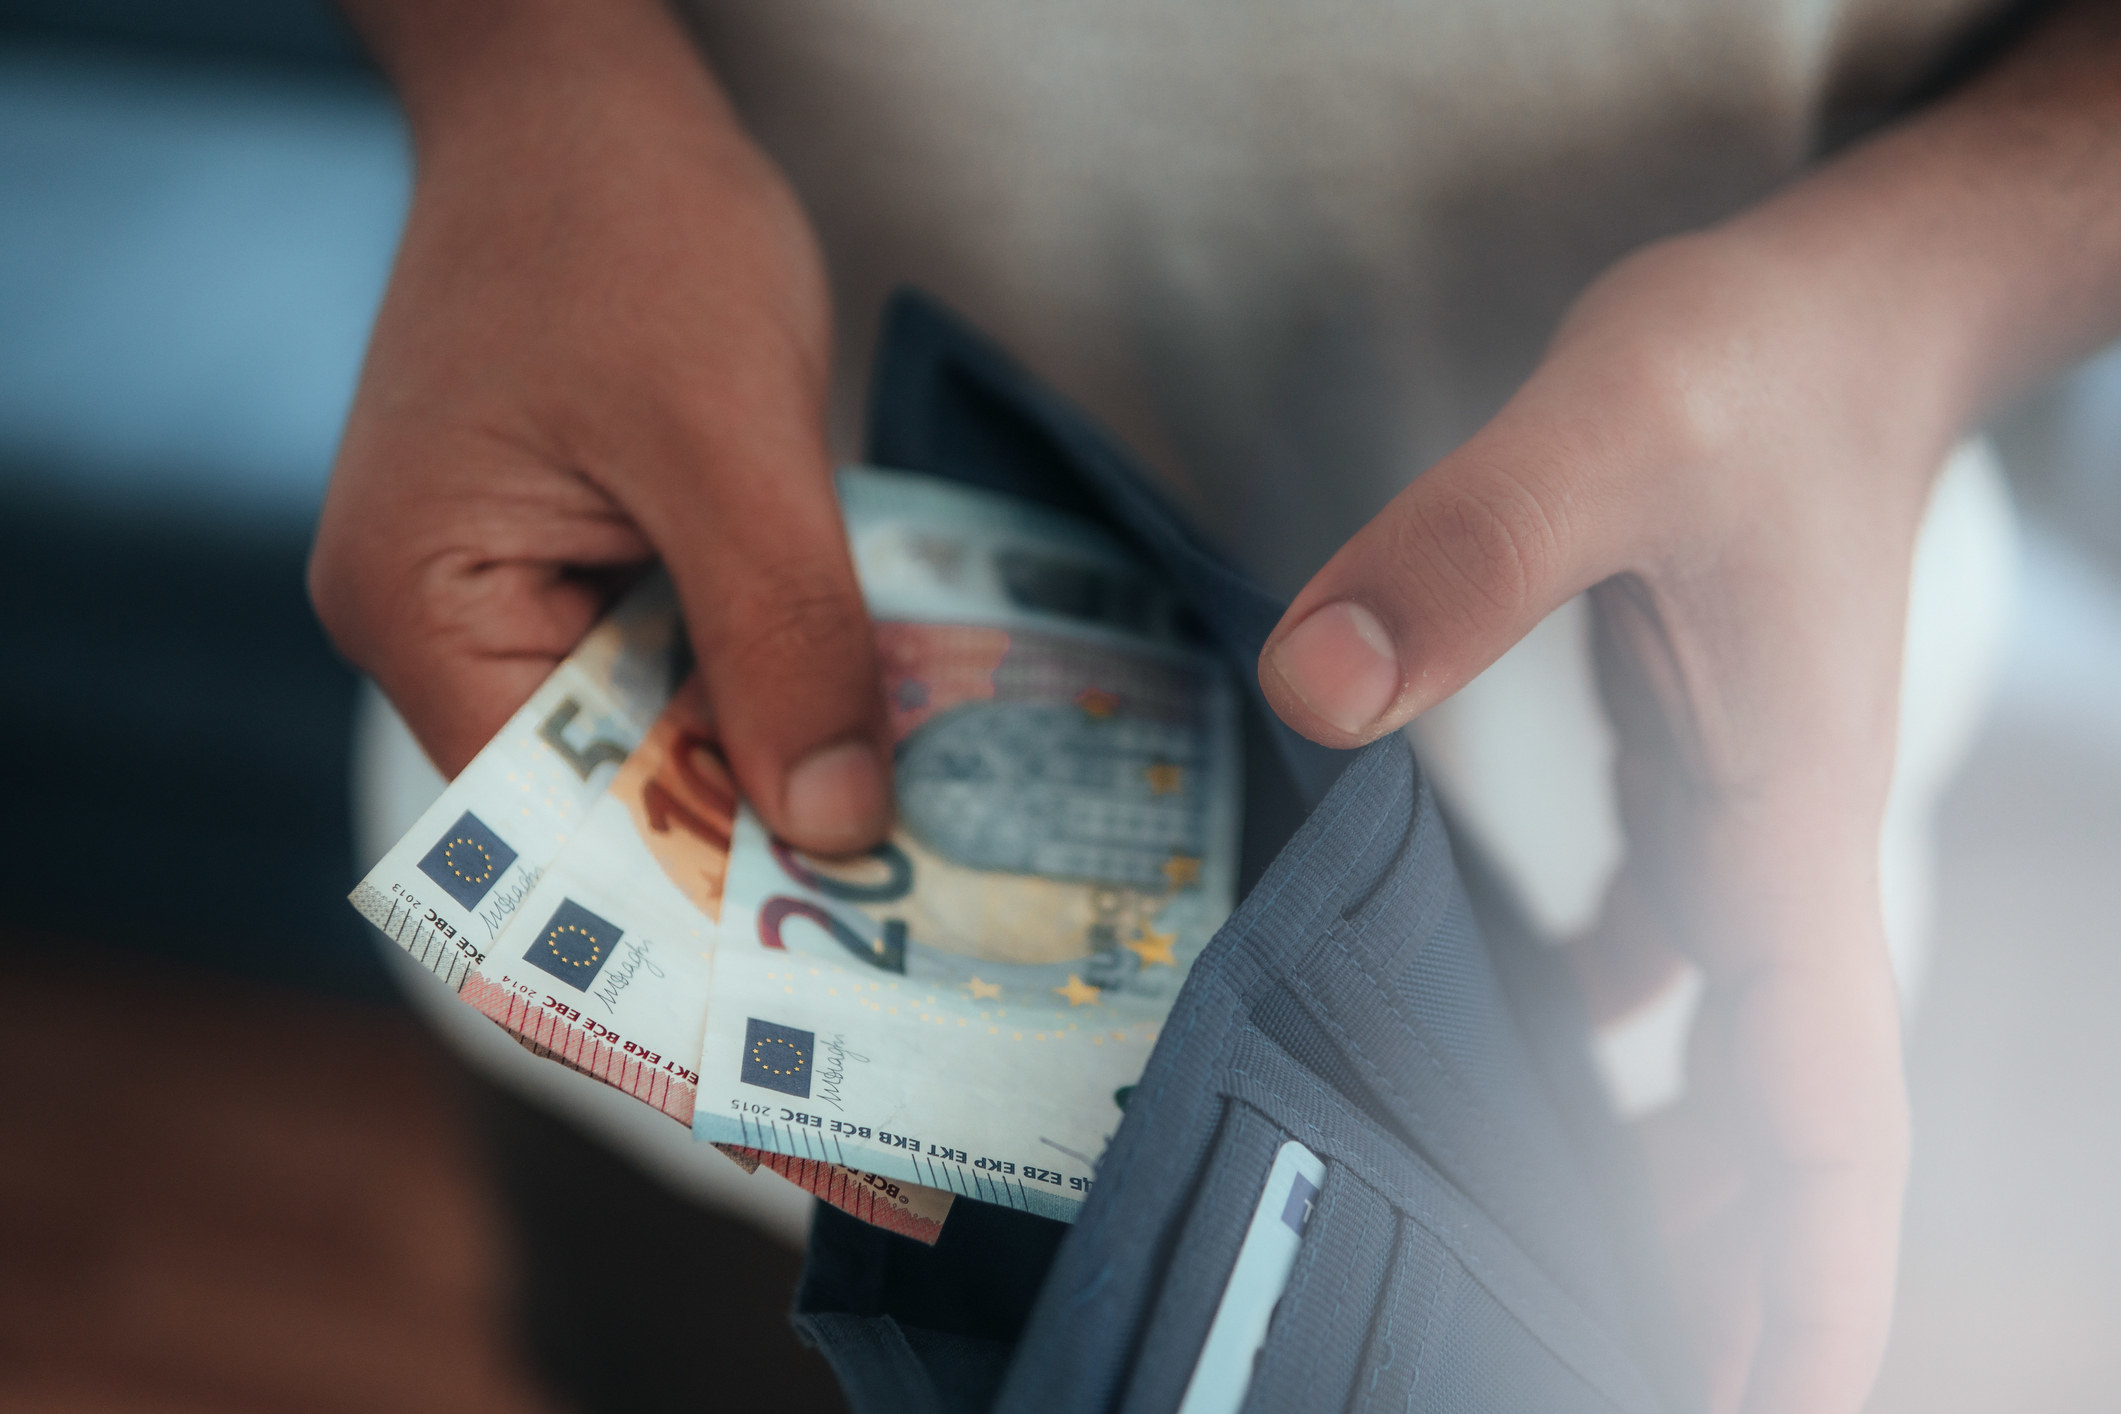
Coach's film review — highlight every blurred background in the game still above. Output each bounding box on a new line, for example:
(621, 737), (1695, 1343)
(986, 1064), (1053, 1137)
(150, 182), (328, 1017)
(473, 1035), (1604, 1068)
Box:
(0, 4), (2116, 1411)
(0, 7), (842, 1411)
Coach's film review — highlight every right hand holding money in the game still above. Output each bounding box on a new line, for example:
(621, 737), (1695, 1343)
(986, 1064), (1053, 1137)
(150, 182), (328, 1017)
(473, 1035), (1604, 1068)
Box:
(351, 470), (1243, 1239)
(310, 0), (891, 855)
(313, 2), (1166, 1244)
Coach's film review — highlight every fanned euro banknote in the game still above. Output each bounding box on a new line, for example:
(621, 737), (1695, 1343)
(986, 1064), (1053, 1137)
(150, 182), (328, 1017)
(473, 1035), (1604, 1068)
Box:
(694, 471), (1241, 1222)
(349, 570), (681, 995)
(351, 467), (1241, 1236)
(476, 661), (960, 1240)
(347, 548), (951, 1238)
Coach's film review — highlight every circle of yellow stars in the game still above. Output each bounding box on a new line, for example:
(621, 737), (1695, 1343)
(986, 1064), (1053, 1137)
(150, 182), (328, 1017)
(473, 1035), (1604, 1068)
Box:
(543, 921), (604, 968)
(750, 1036), (806, 1077)
(441, 836), (496, 886)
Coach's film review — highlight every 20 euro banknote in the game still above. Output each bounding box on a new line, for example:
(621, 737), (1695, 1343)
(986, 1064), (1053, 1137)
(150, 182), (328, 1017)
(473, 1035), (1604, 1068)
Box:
(691, 470), (1243, 1222)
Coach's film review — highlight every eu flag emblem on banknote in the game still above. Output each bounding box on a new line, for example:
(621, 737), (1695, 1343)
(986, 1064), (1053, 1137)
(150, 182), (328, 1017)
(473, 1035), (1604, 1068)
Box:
(524, 899), (621, 990)
(741, 1018), (815, 1099)
(416, 811), (519, 908)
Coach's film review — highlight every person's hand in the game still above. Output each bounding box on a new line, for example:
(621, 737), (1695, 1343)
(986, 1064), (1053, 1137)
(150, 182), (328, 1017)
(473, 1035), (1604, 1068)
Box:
(1263, 225), (1930, 1411)
(1260, 9), (2121, 1409)
(310, 0), (888, 854)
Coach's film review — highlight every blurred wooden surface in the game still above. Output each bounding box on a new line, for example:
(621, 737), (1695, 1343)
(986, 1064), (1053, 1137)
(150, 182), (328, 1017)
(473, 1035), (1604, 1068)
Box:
(0, 947), (559, 1413)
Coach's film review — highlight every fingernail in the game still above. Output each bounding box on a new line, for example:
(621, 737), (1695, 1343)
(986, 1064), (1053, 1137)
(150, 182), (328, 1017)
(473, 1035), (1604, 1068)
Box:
(1268, 601), (1402, 736)
(783, 739), (888, 847)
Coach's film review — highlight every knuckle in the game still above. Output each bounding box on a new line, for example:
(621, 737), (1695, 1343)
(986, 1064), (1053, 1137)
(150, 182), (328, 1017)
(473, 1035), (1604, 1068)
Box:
(1604, 332), (1743, 468)
(1567, 236), (1757, 472)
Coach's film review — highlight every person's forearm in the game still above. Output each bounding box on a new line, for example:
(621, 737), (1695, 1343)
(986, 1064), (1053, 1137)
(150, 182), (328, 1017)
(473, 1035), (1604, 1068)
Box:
(1729, 0), (2121, 433)
(338, 0), (736, 155)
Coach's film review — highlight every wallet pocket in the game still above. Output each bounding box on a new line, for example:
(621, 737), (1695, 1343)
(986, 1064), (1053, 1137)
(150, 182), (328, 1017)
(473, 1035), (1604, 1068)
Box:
(1220, 1034), (1659, 1414)
(1116, 1102), (1290, 1414)
(1236, 1162), (1395, 1414)
(1350, 1219), (1630, 1414)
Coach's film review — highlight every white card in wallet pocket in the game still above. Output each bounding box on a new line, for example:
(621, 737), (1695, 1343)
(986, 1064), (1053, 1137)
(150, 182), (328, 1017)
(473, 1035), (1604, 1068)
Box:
(1176, 1139), (1327, 1414)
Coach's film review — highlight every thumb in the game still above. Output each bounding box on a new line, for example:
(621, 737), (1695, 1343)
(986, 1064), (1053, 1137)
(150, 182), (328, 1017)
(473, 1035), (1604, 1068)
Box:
(1260, 438), (1611, 746)
(635, 424), (889, 857)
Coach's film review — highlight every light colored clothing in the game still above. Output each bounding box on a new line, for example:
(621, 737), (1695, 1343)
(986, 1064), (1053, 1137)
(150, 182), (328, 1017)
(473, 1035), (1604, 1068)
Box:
(675, 0), (2020, 1109)
(363, 2), (2023, 1194)
(685, 0), (2004, 587)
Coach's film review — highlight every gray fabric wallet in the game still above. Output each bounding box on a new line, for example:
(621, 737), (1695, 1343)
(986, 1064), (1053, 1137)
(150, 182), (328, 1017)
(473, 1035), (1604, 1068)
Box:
(791, 292), (1692, 1414)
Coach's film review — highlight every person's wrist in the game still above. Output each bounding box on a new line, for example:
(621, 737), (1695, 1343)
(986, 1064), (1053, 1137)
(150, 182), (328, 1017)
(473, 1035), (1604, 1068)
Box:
(345, 0), (723, 164)
(1710, 85), (2121, 449)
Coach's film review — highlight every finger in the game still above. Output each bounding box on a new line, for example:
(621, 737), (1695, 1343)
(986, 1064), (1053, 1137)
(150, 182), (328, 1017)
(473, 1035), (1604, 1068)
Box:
(1620, 815), (1906, 1414)
(309, 439), (654, 778)
(1741, 1180), (1902, 1414)
(625, 406), (889, 857)
(371, 566), (631, 778)
(1583, 599), (1907, 1414)
(1643, 1118), (1763, 1413)
(1638, 994), (1766, 1413)
(1731, 948), (1907, 1414)
(1258, 414), (1632, 747)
